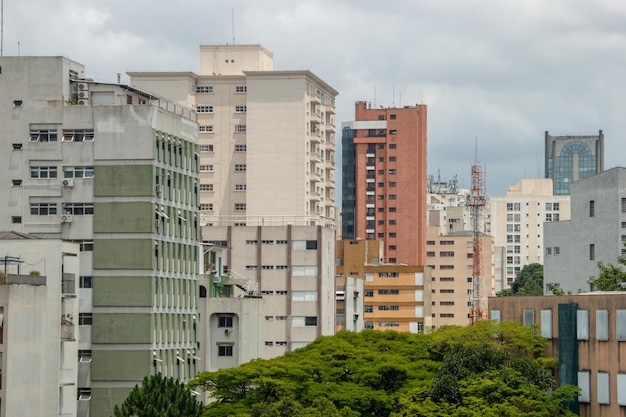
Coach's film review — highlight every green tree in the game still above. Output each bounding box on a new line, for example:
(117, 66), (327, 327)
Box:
(498, 263), (543, 296)
(588, 243), (626, 290)
(112, 373), (204, 417)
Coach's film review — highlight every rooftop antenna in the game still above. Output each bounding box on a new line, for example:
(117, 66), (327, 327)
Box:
(1, 0), (3, 56)
(392, 83), (395, 107)
(232, 8), (236, 45)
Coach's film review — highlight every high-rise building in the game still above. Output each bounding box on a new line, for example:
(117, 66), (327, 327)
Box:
(129, 45), (339, 359)
(490, 178), (570, 292)
(129, 44), (338, 224)
(0, 56), (200, 417)
(545, 130), (604, 195)
(544, 167), (626, 294)
(336, 239), (431, 333)
(342, 101), (427, 265)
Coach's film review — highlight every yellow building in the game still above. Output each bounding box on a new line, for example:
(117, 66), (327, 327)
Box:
(336, 240), (431, 333)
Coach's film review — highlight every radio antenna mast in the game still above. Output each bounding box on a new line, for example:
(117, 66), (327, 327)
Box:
(232, 8), (236, 45)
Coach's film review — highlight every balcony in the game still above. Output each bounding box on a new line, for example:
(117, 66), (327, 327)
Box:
(309, 93), (321, 104)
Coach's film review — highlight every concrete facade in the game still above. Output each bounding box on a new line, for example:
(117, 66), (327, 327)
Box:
(0, 56), (200, 417)
(545, 130), (604, 196)
(544, 167), (626, 294)
(336, 240), (431, 334)
(490, 178), (570, 292)
(202, 224), (336, 359)
(0, 236), (80, 417)
(342, 101), (428, 266)
(129, 44), (338, 225)
(489, 293), (626, 417)
(426, 227), (495, 328)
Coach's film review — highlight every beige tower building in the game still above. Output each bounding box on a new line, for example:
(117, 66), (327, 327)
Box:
(490, 178), (570, 292)
(129, 45), (338, 224)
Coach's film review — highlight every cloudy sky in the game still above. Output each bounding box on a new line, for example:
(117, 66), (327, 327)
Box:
(4, 0), (626, 195)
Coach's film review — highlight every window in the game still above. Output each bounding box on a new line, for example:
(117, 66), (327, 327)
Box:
(199, 203), (213, 211)
(440, 289), (454, 294)
(63, 166), (94, 179)
(589, 200), (596, 217)
(63, 203), (94, 215)
(196, 85), (214, 93)
(541, 310), (553, 339)
(578, 371), (590, 403)
(388, 245), (396, 251)
(622, 198), (626, 213)
(218, 316), (233, 327)
(30, 203), (57, 215)
(440, 265), (454, 270)
(29, 129), (58, 142)
(235, 85), (247, 93)
(79, 350), (92, 363)
(553, 202), (560, 211)
(234, 164), (246, 172)
(389, 130), (397, 135)
(440, 251), (454, 257)
(11, 216), (21, 224)
(79, 241), (94, 251)
(378, 289), (399, 295)
(234, 203), (246, 211)
(364, 306), (373, 313)
(235, 125), (246, 133)
(389, 194), (396, 200)
(545, 202), (552, 211)
(389, 144), (396, 149)
(292, 266), (318, 276)
(292, 291), (317, 302)
(364, 290), (374, 297)
(389, 156), (396, 162)
(597, 372), (610, 405)
(79, 313), (93, 325)
(378, 272), (399, 277)
(546, 247), (552, 256)
(617, 310), (626, 341)
(427, 240), (435, 245)
(305, 316), (317, 326)
(235, 105), (247, 113)
(589, 244), (595, 261)
(523, 309), (535, 326)
(79, 276), (92, 288)
(196, 105), (213, 113)
(389, 169), (397, 174)
(200, 164), (214, 172)
(389, 207), (396, 212)
(218, 345), (233, 356)
(13, 100), (23, 108)
(12, 143), (22, 150)
(554, 247), (560, 255)
(62, 129), (94, 142)
(199, 125), (214, 132)
(545, 213), (552, 222)
(378, 305), (400, 311)
(390, 114), (396, 119)
(30, 166), (58, 179)
(618, 374), (626, 405)
(200, 145), (214, 153)
(293, 240), (317, 250)
(595, 310), (608, 340)
(364, 322), (374, 329)
(200, 184), (213, 191)
(577, 310), (589, 340)
(234, 144), (246, 152)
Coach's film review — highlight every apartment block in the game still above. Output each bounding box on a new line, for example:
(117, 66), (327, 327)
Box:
(336, 240), (431, 333)
(544, 167), (626, 294)
(426, 227), (494, 328)
(0, 56), (200, 417)
(129, 44), (338, 224)
(490, 178), (570, 292)
(0, 234), (80, 417)
(342, 101), (428, 265)
(202, 224), (336, 359)
(490, 293), (626, 417)
(545, 130), (604, 195)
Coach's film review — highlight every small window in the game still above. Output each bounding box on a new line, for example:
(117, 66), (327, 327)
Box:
(234, 164), (246, 172)
(196, 105), (214, 113)
(218, 315), (233, 328)
(218, 345), (233, 356)
(235, 86), (247, 93)
(11, 216), (21, 224)
(235, 105), (247, 113)
(234, 144), (246, 152)
(78, 388), (92, 401)
(79, 276), (93, 289)
(589, 200), (595, 217)
(235, 125), (246, 133)
(79, 313), (93, 325)
(589, 244), (595, 261)
(389, 129), (397, 135)
(79, 350), (92, 363)
(234, 203), (246, 211)
(196, 86), (214, 94)
(13, 100), (23, 108)
(199, 125), (214, 133)
(523, 309), (535, 326)
(305, 316), (317, 326)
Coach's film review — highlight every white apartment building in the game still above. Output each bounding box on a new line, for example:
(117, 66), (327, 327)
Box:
(490, 178), (570, 292)
(129, 44), (338, 225)
(0, 234), (80, 417)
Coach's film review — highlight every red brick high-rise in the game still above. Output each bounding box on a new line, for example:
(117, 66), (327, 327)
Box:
(341, 101), (427, 265)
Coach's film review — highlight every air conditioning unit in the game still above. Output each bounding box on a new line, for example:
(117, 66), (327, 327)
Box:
(77, 82), (89, 91)
(61, 214), (73, 223)
(77, 90), (89, 99)
(62, 178), (74, 187)
(77, 99), (88, 105)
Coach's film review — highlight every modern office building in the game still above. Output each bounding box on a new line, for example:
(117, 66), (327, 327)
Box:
(342, 101), (428, 265)
(427, 175), (473, 235)
(129, 44), (338, 225)
(0, 56), (200, 417)
(202, 224), (336, 359)
(336, 239), (431, 334)
(0, 234), (80, 417)
(545, 130), (604, 195)
(489, 178), (570, 292)
(489, 293), (626, 417)
(544, 167), (626, 294)
(426, 227), (494, 328)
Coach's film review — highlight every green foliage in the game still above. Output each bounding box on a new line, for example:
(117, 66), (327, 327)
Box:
(112, 373), (204, 417)
(190, 322), (577, 417)
(588, 243), (626, 291)
(498, 263), (543, 296)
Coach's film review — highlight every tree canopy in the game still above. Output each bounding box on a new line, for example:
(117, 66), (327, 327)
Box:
(190, 321), (577, 417)
(112, 373), (204, 417)
(498, 263), (543, 296)
(588, 242), (626, 291)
